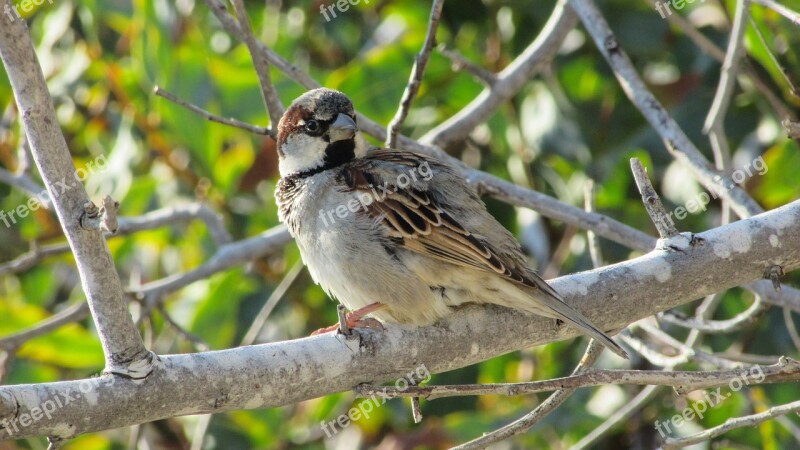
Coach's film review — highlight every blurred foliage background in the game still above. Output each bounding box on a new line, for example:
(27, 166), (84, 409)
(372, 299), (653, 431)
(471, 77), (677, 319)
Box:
(1, 0), (800, 448)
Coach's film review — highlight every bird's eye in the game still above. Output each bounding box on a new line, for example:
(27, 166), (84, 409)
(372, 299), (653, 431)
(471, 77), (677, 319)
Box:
(304, 120), (321, 134)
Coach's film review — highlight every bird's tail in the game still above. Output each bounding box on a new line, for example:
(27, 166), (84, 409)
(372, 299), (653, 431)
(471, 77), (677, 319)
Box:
(520, 285), (629, 359)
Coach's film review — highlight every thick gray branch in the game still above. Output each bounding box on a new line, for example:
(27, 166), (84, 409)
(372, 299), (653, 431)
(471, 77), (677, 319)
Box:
(1, 200), (799, 440)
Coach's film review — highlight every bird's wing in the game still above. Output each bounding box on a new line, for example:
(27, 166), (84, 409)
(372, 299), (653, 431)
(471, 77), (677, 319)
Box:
(339, 150), (537, 289)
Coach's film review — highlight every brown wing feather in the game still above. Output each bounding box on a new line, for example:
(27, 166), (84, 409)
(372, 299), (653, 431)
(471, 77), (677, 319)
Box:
(339, 152), (533, 288)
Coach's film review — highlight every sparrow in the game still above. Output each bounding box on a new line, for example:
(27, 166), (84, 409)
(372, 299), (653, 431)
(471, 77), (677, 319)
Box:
(274, 88), (627, 359)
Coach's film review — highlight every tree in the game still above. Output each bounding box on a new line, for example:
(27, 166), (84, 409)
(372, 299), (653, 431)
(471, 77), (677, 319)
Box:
(1, 0), (799, 448)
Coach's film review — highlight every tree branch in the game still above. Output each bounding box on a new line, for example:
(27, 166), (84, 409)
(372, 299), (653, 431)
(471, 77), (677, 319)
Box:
(663, 399), (800, 449)
(0, 203), (233, 277)
(630, 158), (679, 239)
(452, 341), (605, 449)
(569, 0), (763, 219)
(0, 2), (152, 375)
(355, 357), (800, 400)
(153, 86), (272, 136)
(385, 0), (444, 148)
(129, 225), (291, 299)
(229, 0), (284, 129)
(751, 0), (800, 26)
(658, 294), (766, 333)
(1, 199), (799, 439)
(419, 0), (577, 149)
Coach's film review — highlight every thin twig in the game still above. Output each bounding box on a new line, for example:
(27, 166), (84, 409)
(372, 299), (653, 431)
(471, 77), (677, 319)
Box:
(355, 358), (800, 401)
(0, 241), (69, 276)
(0, 166), (49, 205)
(241, 261), (304, 346)
(749, 17), (800, 97)
(636, 322), (741, 369)
(336, 304), (350, 335)
(190, 415), (213, 450)
(661, 4), (726, 61)
(437, 44), (497, 86)
(630, 158), (679, 239)
(658, 295), (766, 333)
(385, 0), (445, 149)
(392, 358), (800, 401)
(117, 203), (232, 246)
(542, 225), (578, 279)
(678, 292), (723, 355)
(714, 352), (782, 365)
(229, 0), (285, 126)
(750, 280), (800, 312)
(784, 308), (800, 353)
(451, 340), (605, 449)
(776, 415), (800, 443)
(619, 333), (692, 367)
(130, 225), (292, 299)
(662, 399), (800, 449)
(751, 0), (800, 26)
(704, 0), (751, 134)
(157, 304), (210, 352)
(569, 385), (662, 450)
(584, 180), (603, 268)
(0, 203), (233, 276)
(153, 86), (272, 137)
(0, 348), (16, 384)
(204, 0), (320, 91)
(0, 302), (90, 350)
(411, 397), (423, 424)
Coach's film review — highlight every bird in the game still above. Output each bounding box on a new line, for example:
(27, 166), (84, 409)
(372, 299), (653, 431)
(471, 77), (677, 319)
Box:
(274, 88), (627, 359)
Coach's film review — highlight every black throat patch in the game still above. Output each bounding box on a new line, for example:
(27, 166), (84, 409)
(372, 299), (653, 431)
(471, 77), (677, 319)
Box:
(295, 138), (356, 178)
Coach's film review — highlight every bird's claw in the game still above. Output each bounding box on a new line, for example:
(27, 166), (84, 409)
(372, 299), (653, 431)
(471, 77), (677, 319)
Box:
(311, 302), (387, 335)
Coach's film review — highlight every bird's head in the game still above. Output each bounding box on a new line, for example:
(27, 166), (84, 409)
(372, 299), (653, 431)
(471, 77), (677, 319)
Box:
(277, 88), (368, 178)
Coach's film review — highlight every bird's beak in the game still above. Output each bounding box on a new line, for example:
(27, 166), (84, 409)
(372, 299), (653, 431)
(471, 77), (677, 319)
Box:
(328, 113), (357, 142)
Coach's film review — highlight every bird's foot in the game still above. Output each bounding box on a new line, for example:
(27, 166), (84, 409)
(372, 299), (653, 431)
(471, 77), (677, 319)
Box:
(311, 302), (387, 335)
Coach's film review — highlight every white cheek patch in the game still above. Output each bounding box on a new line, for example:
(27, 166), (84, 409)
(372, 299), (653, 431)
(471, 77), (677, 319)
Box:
(279, 133), (328, 177)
